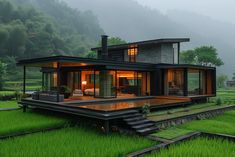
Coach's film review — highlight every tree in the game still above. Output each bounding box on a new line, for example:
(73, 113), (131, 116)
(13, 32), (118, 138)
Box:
(85, 37), (127, 58)
(85, 50), (97, 59)
(108, 37), (126, 46)
(180, 46), (224, 67)
(0, 60), (7, 90)
(217, 75), (228, 88)
(232, 72), (235, 81)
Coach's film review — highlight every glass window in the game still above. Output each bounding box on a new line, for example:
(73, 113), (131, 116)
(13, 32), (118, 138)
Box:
(95, 70), (116, 98)
(167, 69), (184, 96)
(128, 45), (138, 62)
(43, 72), (57, 91)
(188, 69), (200, 95)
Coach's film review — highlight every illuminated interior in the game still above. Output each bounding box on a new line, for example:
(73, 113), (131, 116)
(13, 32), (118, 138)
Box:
(166, 69), (184, 96)
(128, 45), (138, 62)
(42, 69), (150, 99)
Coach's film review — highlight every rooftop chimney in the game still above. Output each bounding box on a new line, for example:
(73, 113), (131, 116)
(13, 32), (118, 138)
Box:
(101, 35), (108, 60)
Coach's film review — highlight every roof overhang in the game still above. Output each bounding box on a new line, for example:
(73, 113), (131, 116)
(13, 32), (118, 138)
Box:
(91, 38), (190, 51)
(17, 56), (155, 71)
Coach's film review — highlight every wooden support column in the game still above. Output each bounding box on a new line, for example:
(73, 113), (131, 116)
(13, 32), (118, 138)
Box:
(23, 66), (26, 94)
(104, 120), (110, 134)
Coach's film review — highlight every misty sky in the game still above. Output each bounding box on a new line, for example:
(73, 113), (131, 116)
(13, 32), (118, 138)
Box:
(135, 0), (235, 24)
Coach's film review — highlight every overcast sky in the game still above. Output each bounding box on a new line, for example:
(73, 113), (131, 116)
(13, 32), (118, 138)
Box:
(134, 0), (235, 24)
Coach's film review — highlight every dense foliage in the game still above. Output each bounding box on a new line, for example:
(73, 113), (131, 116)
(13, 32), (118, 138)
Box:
(180, 46), (224, 67)
(0, 0), (104, 82)
(0, 0), (104, 59)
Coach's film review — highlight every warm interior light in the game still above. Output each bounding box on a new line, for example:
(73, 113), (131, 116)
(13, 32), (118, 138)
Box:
(82, 81), (87, 85)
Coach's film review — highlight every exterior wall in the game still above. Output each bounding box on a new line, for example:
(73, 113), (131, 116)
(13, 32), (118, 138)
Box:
(104, 43), (176, 64)
(161, 43), (174, 64)
(135, 43), (174, 64)
(135, 44), (161, 64)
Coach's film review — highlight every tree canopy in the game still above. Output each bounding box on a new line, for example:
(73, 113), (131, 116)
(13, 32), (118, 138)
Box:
(0, 0), (104, 60)
(180, 46), (224, 67)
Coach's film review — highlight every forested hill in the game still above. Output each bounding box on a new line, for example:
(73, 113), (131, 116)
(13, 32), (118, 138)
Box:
(0, 0), (104, 60)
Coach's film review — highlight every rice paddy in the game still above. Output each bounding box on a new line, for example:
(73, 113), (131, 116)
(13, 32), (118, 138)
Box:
(0, 127), (156, 157)
(0, 110), (68, 136)
(145, 137), (235, 157)
(0, 101), (19, 109)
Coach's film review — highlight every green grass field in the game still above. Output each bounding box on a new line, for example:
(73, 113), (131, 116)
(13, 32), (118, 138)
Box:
(0, 127), (156, 157)
(0, 101), (19, 109)
(0, 110), (68, 136)
(151, 127), (194, 140)
(152, 110), (235, 140)
(145, 137), (235, 157)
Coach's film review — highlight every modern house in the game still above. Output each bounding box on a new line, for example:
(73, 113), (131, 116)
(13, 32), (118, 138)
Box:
(18, 35), (216, 134)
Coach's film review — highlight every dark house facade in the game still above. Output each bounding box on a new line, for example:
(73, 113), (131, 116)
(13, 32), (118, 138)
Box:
(18, 36), (216, 102)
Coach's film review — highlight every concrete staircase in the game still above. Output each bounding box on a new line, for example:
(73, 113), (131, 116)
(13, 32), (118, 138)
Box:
(122, 112), (158, 136)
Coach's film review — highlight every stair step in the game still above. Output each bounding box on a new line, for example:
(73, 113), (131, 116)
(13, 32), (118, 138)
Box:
(127, 119), (152, 126)
(123, 116), (145, 122)
(136, 126), (159, 135)
(122, 113), (142, 119)
(132, 123), (155, 129)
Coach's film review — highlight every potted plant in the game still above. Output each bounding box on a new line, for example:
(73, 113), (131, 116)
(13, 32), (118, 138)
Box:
(60, 86), (72, 99)
(142, 103), (150, 118)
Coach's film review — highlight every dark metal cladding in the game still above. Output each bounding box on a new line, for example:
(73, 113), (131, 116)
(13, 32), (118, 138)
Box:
(101, 35), (108, 60)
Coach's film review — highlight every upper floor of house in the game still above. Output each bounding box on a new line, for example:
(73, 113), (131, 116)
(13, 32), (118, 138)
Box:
(91, 36), (190, 65)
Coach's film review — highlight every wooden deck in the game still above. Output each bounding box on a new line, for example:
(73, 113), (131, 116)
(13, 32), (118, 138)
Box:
(77, 96), (190, 111)
(20, 96), (191, 120)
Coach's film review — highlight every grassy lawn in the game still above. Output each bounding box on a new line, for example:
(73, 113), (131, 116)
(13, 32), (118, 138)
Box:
(0, 91), (15, 95)
(0, 110), (68, 136)
(145, 137), (235, 157)
(0, 127), (156, 157)
(151, 127), (194, 140)
(0, 101), (19, 109)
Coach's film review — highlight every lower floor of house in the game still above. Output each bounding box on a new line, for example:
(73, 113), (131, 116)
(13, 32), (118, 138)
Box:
(41, 68), (216, 101)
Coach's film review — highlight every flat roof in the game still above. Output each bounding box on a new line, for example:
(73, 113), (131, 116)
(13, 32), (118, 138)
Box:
(17, 55), (215, 70)
(17, 55), (155, 71)
(91, 38), (190, 51)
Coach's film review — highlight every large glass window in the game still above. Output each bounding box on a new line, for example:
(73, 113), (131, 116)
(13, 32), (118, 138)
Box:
(67, 72), (81, 91)
(188, 69), (207, 96)
(43, 72), (57, 91)
(116, 71), (150, 97)
(95, 70), (116, 98)
(188, 69), (200, 95)
(167, 69), (184, 96)
(128, 45), (138, 62)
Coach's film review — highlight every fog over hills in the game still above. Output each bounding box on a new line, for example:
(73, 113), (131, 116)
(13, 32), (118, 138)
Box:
(64, 0), (235, 78)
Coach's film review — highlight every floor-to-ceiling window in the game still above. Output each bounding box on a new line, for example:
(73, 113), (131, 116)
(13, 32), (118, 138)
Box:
(43, 72), (57, 91)
(116, 71), (150, 97)
(188, 69), (207, 96)
(166, 69), (184, 96)
(94, 70), (116, 98)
